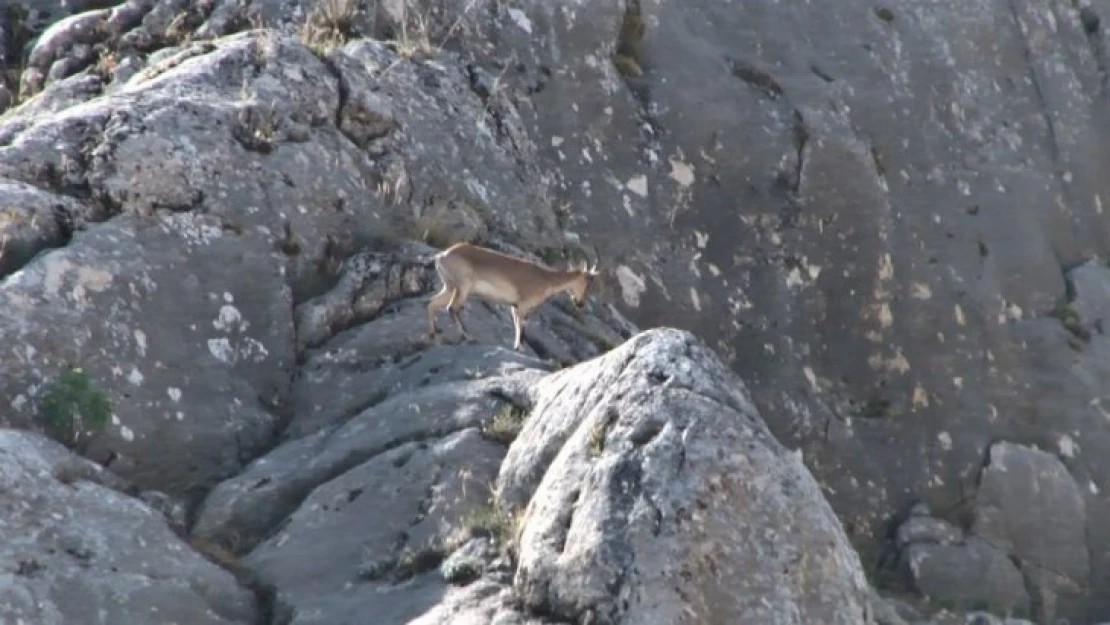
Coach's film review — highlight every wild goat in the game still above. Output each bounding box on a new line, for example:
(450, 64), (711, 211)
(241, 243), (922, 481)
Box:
(426, 242), (600, 350)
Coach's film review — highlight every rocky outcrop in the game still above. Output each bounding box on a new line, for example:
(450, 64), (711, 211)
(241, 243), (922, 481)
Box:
(502, 328), (876, 624)
(0, 428), (256, 625)
(892, 442), (1089, 623)
(195, 327), (876, 624)
(0, 24), (571, 504)
(365, 2), (1110, 618)
(4, 0), (1110, 621)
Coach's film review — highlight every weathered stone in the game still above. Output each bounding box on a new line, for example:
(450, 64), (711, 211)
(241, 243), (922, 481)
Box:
(971, 442), (1087, 622)
(1067, 260), (1110, 331)
(290, 336), (550, 439)
(0, 428), (257, 624)
(897, 515), (964, 547)
(191, 372), (539, 551)
(329, 38), (563, 247)
(505, 328), (875, 624)
(243, 428), (506, 624)
(906, 537), (1030, 616)
(406, 578), (551, 625)
(0, 213), (294, 502)
(440, 537), (493, 585)
(13, 0), (1110, 619)
(0, 180), (89, 277)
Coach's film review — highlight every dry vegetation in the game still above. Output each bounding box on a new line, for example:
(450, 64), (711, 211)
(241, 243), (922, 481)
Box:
(455, 498), (526, 556)
(482, 403), (527, 444)
(298, 0), (363, 53)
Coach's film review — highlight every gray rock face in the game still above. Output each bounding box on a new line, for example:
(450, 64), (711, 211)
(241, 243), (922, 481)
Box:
(972, 442), (1088, 623)
(194, 327), (875, 624)
(906, 537), (1030, 616)
(245, 427), (507, 624)
(0, 213), (294, 502)
(397, 2), (1110, 617)
(0, 23), (606, 499)
(191, 370), (539, 551)
(504, 328), (876, 625)
(892, 441), (1089, 622)
(0, 428), (257, 625)
(8, 0), (1110, 621)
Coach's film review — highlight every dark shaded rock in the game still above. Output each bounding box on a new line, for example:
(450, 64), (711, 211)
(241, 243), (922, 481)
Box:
(0, 179), (88, 277)
(896, 515), (964, 548)
(191, 372), (540, 552)
(243, 428), (506, 624)
(972, 442), (1087, 623)
(906, 536), (1030, 616)
(0, 428), (256, 624)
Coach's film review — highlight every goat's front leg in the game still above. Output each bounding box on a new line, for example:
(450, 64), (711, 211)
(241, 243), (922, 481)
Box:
(510, 305), (525, 351)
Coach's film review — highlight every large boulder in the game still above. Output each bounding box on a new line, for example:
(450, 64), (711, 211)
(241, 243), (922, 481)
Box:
(971, 442), (1088, 623)
(0, 428), (257, 624)
(500, 328), (876, 624)
(0, 212), (294, 504)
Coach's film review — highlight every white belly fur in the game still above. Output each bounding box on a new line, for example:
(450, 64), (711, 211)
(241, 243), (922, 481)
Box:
(470, 278), (517, 304)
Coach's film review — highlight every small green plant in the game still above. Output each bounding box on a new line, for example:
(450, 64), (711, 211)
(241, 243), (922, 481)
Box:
(482, 403), (526, 444)
(1049, 295), (1090, 342)
(39, 366), (112, 452)
(857, 396), (892, 419)
(612, 5), (645, 78)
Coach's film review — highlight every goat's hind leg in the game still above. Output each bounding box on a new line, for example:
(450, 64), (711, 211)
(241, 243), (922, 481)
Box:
(448, 288), (472, 342)
(426, 285), (454, 342)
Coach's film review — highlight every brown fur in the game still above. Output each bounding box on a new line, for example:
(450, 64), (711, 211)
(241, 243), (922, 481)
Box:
(427, 243), (599, 350)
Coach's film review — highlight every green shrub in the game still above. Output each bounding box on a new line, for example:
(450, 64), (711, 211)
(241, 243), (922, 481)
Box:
(39, 366), (111, 452)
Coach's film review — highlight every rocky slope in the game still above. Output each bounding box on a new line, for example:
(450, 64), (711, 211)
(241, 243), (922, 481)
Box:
(0, 0), (1108, 623)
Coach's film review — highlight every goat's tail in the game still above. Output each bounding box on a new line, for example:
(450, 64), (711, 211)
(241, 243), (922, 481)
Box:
(419, 250), (445, 268)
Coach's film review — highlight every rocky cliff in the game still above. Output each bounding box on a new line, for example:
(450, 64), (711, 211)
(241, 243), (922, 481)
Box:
(0, 0), (1107, 623)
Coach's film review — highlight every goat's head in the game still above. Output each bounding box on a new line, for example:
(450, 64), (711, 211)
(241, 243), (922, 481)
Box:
(566, 245), (601, 308)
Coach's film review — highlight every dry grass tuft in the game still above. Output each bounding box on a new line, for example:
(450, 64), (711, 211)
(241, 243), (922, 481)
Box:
(298, 0), (362, 53)
(482, 403), (527, 444)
